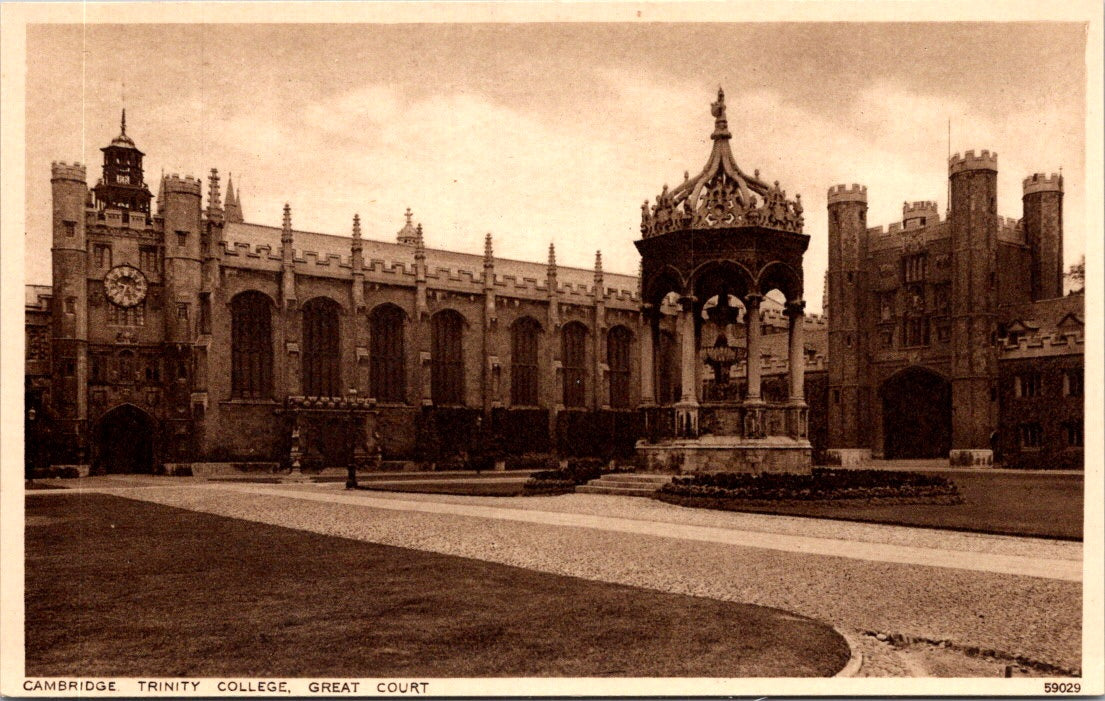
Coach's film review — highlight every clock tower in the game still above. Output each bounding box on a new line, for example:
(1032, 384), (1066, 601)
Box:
(92, 109), (153, 214)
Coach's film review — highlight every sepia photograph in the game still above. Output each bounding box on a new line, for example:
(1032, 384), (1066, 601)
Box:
(1, 2), (1101, 696)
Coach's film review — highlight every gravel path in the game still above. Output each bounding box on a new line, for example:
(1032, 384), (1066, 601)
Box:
(282, 482), (1082, 560)
(79, 482), (1082, 674)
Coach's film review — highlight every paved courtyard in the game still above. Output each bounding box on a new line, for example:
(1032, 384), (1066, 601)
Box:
(42, 476), (1084, 676)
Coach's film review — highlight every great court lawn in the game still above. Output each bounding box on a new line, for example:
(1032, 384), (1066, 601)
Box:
(25, 493), (849, 678)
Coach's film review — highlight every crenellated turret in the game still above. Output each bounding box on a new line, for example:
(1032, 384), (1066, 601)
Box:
(826, 182), (870, 453)
(948, 150), (999, 462)
(162, 174), (203, 345)
(50, 161), (90, 432)
(902, 200), (938, 228)
(1022, 172), (1064, 300)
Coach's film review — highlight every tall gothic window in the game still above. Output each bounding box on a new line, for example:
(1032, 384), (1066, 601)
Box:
(231, 291), (273, 399)
(607, 326), (632, 408)
(562, 322), (588, 408)
(370, 304), (406, 403)
(657, 330), (679, 404)
(302, 298), (342, 397)
(511, 317), (541, 406)
(431, 310), (465, 405)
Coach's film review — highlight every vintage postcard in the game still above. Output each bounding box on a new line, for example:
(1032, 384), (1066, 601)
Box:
(1, 1), (1101, 697)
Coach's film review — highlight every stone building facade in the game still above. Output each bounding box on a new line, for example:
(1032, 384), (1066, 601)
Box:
(25, 108), (835, 474)
(826, 153), (1084, 468)
(25, 110), (1081, 473)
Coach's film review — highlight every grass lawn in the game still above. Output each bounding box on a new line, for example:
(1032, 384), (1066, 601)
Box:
(660, 470), (1083, 540)
(25, 493), (849, 678)
(357, 481), (527, 496)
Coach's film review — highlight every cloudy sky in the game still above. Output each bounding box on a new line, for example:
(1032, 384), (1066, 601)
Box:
(25, 21), (1086, 312)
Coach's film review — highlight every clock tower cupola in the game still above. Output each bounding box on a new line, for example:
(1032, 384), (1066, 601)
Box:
(92, 109), (153, 214)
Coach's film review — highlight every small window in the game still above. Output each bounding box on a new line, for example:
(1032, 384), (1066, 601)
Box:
(832, 389), (841, 404)
(140, 245), (160, 274)
(94, 244), (112, 268)
(177, 303), (190, 320)
(145, 359), (161, 382)
(176, 231), (188, 247)
(1016, 372), (1041, 398)
(62, 358), (76, 377)
(903, 254), (927, 283)
(1064, 369), (1083, 398)
(846, 272), (854, 284)
(108, 302), (145, 326)
(1062, 421), (1083, 447)
(64, 297), (76, 314)
(1019, 423), (1042, 449)
(64, 221), (76, 238)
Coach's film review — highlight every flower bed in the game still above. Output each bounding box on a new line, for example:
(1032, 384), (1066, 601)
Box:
(658, 468), (961, 505)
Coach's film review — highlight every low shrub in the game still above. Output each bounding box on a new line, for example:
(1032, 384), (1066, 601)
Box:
(505, 453), (559, 471)
(659, 468), (960, 503)
(30, 466), (81, 480)
(521, 479), (576, 496)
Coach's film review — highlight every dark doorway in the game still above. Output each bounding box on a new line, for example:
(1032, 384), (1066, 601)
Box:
(881, 367), (951, 459)
(94, 405), (156, 473)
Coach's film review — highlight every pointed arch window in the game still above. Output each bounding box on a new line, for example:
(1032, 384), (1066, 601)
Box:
(370, 305), (406, 403)
(431, 310), (465, 405)
(511, 317), (541, 406)
(562, 322), (588, 408)
(303, 298), (342, 398)
(231, 291), (273, 399)
(607, 326), (632, 408)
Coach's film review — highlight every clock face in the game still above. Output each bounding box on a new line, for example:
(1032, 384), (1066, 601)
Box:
(104, 265), (148, 308)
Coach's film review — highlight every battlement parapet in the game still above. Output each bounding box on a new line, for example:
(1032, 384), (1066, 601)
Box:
(1023, 172), (1063, 195)
(999, 330), (1083, 359)
(949, 150), (997, 175)
(735, 353), (828, 376)
(867, 225), (886, 236)
(998, 215), (1021, 229)
(888, 222), (902, 234)
(51, 161), (87, 183)
(827, 183), (867, 204)
(164, 175), (202, 196)
(299, 250), (350, 268)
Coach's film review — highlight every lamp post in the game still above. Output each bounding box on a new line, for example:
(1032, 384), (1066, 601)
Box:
(346, 387), (360, 490)
(26, 406), (37, 483)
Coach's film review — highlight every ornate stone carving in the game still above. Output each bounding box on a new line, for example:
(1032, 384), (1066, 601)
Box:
(641, 90), (804, 238)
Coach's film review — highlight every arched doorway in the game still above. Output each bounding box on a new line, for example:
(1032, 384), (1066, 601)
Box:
(94, 405), (156, 473)
(880, 367), (951, 459)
